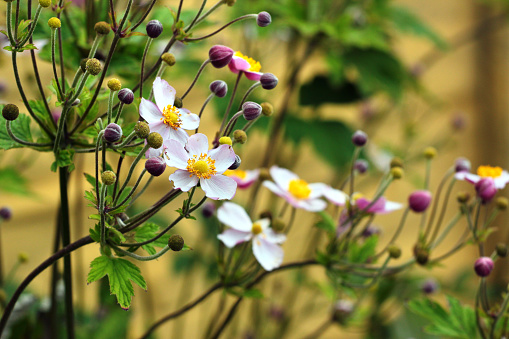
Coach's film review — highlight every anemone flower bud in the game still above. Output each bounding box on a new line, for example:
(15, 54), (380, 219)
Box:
(209, 45), (234, 68)
(233, 130), (247, 144)
(103, 123), (123, 143)
(422, 279), (438, 295)
(201, 202), (216, 218)
(118, 88), (134, 105)
(210, 80), (228, 98)
(352, 130), (368, 147)
(455, 157), (471, 173)
(145, 157), (166, 176)
(0, 207), (12, 221)
(475, 178), (497, 202)
(408, 190), (432, 213)
(257, 11), (272, 27)
(242, 101), (262, 121)
(161, 52), (176, 66)
(354, 159), (368, 174)
(474, 256), (494, 277)
(146, 20), (163, 39)
(2, 104), (19, 121)
(86, 58), (102, 76)
(101, 171), (116, 185)
(229, 155), (241, 170)
(168, 234), (184, 251)
(94, 21), (110, 35)
(260, 73), (278, 90)
(332, 300), (353, 324)
(147, 132), (163, 149)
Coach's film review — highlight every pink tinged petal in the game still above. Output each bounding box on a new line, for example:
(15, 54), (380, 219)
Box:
(208, 145), (236, 173)
(153, 77), (176, 110)
(357, 197), (386, 214)
(252, 237), (284, 271)
(308, 183), (327, 199)
(217, 202), (253, 232)
(263, 180), (291, 199)
(270, 166), (299, 191)
(186, 133), (209, 156)
(148, 121), (171, 140)
(164, 140), (189, 169)
(323, 186), (348, 206)
(167, 126), (189, 146)
(294, 198), (327, 212)
(236, 169), (260, 188)
(263, 228), (286, 244)
(140, 98), (163, 123)
(454, 171), (469, 181)
(228, 56), (250, 73)
(200, 175), (237, 200)
(217, 229), (252, 248)
(463, 173), (481, 184)
(179, 110), (200, 130)
(494, 171), (509, 189)
(169, 170), (199, 192)
(244, 71), (263, 81)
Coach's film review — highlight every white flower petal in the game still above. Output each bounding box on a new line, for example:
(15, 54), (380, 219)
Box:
(169, 170), (198, 191)
(464, 173), (481, 184)
(148, 121), (170, 140)
(218, 229), (252, 248)
(253, 218), (270, 231)
(382, 201), (404, 214)
(263, 180), (290, 199)
(494, 171), (509, 189)
(308, 183), (327, 199)
(164, 140), (189, 169)
(270, 166), (298, 191)
(217, 202), (253, 232)
(186, 133), (209, 157)
(252, 237), (284, 271)
(179, 110), (200, 130)
(168, 127), (189, 146)
(454, 171), (469, 181)
(208, 145), (236, 174)
(140, 98), (162, 123)
(294, 198), (327, 212)
(323, 186), (348, 206)
(153, 77), (175, 111)
(263, 227), (286, 244)
(200, 175), (237, 200)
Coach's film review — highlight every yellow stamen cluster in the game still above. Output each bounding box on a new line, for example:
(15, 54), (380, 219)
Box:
(477, 165), (503, 178)
(234, 51), (261, 72)
(186, 153), (216, 179)
(161, 104), (182, 130)
(252, 222), (263, 235)
(288, 179), (311, 199)
(224, 169), (247, 179)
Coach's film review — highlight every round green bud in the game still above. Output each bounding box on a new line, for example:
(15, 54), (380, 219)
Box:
(413, 244), (429, 266)
(457, 191), (470, 204)
(388, 245), (401, 259)
(260, 102), (273, 117)
(48, 17), (61, 29)
(390, 167), (403, 179)
(226, 0), (235, 6)
(233, 130), (247, 144)
(107, 78), (121, 92)
(423, 147), (437, 160)
(94, 21), (111, 35)
(18, 252), (29, 263)
(86, 58), (102, 76)
(2, 104), (19, 121)
(496, 243), (508, 258)
(38, 0), (51, 8)
(271, 218), (286, 232)
(147, 132), (163, 149)
(390, 157), (404, 169)
(101, 171), (116, 185)
(259, 168), (271, 181)
(496, 197), (508, 211)
(219, 136), (232, 146)
(161, 52), (176, 66)
(80, 58), (89, 72)
(174, 97), (183, 109)
(134, 121), (150, 139)
(168, 234), (184, 251)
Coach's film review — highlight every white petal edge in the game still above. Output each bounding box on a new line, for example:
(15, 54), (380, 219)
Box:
(169, 170), (198, 192)
(153, 77), (176, 111)
(217, 229), (252, 248)
(168, 126), (189, 146)
(200, 175), (237, 200)
(208, 145), (236, 173)
(263, 227), (286, 244)
(164, 140), (189, 169)
(252, 237), (284, 271)
(323, 186), (348, 206)
(179, 111), (200, 130)
(270, 166), (298, 191)
(140, 98), (163, 123)
(295, 198), (327, 212)
(217, 202), (253, 232)
(186, 133), (209, 157)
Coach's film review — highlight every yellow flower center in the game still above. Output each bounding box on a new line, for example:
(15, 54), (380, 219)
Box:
(234, 51), (261, 72)
(252, 222), (263, 235)
(288, 179), (311, 199)
(186, 153), (216, 179)
(224, 169), (247, 179)
(477, 165), (503, 178)
(161, 105), (182, 130)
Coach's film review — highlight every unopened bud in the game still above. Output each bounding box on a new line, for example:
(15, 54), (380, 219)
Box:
(257, 11), (272, 27)
(38, 0), (51, 7)
(352, 130), (367, 147)
(475, 178), (497, 202)
(496, 243), (508, 258)
(474, 257), (494, 277)
(18, 252), (28, 263)
(86, 58), (102, 76)
(145, 157), (166, 176)
(118, 88), (134, 105)
(388, 245), (401, 259)
(219, 136), (232, 146)
(408, 190), (432, 213)
(202, 203), (216, 218)
(414, 245), (429, 266)
(455, 157), (471, 173)
(0, 207), (12, 221)
(161, 52), (176, 66)
(390, 157), (404, 169)
(209, 45), (234, 68)
(2, 104), (19, 121)
(354, 159), (368, 174)
(332, 300), (353, 324)
(271, 218), (285, 232)
(259, 211), (272, 220)
(146, 20), (163, 39)
(261, 102), (273, 117)
(233, 130), (247, 144)
(260, 73), (278, 90)
(48, 17), (61, 29)
(101, 171), (116, 185)
(457, 191), (470, 204)
(390, 167), (403, 179)
(147, 132), (163, 149)
(168, 234), (184, 251)
(134, 121), (150, 139)
(107, 78), (121, 91)
(174, 97), (183, 109)
(94, 21), (111, 35)
(210, 80), (227, 97)
(103, 123), (123, 143)
(496, 197), (508, 210)
(228, 155), (241, 170)
(423, 147), (437, 159)
(242, 101), (262, 121)
(422, 279), (438, 295)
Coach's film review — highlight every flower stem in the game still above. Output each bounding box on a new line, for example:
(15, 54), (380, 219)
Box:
(185, 14), (256, 42)
(115, 144), (150, 204)
(17, 5), (42, 47)
(218, 72), (242, 136)
(195, 93), (214, 133)
(6, 121), (53, 148)
(50, 28), (64, 100)
(139, 37), (153, 102)
(181, 59), (211, 100)
(6, 2), (15, 45)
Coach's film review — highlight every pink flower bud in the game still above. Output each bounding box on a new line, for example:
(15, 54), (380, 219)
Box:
(146, 20), (163, 39)
(0, 207), (12, 221)
(209, 45), (234, 68)
(145, 157), (166, 176)
(455, 157), (471, 173)
(209, 80), (228, 98)
(257, 11), (272, 27)
(260, 73), (278, 90)
(474, 256), (494, 277)
(242, 101), (262, 121)
(118, 88), (134, 104)
(408, 190), (432, 213)
(103, 123), (123, 143)
(475, 178), (497, 202)
(352, 130), (367, 147)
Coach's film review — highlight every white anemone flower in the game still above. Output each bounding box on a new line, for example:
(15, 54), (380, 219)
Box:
(455, 165), (509, 189)
(263, 166), (327, 212)
(217, 202), (286, 271)
(165, 133), (237, 200)
(139, 77), (200, 145)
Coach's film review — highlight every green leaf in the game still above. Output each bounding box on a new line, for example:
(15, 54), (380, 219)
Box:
(0, 167), (31, 195)
(133, 223), (171, 255)
(87, 255), (147, 310)
(299, 76), (364, 106)
(315, 211), (336, 234)
(0, 112), (33, 150)
(348, 235), (379, 263)
(50, 148), (75, 172)
(84, 190), (97, 205)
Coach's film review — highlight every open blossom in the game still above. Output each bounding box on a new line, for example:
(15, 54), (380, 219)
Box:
(263, 166), (327, 212)
(165, 133), (237, 200)
(355, 196), (402, 214)
(217, 202), (286, 271)
(223, 169), (259, 189)
(455, 165), (509, 189)
(321, 185), (348, 206)
(228, 51), (263, 81)
(139, 77), (200, 145)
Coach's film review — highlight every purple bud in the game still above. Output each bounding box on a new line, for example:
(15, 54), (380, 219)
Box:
(352, 130), (368, 147)
(145, 157), (166, 176)
(118, 88), (134, 105)
(451, 112), (467, 131)
(455, 157), (471, 173)
(260, 73), (278, 90)
(209, 80), (228, 98)
(257, 11), (272, 27)
(268, 305), (285, 322)
(228, 154), (241, 170)
(0, 207), (12, 221)
(103, 123), (123, 143)
(242, 101), (262, 121)
(209, 45), (234, 69)
(146, 20), (163, 39)
(408, 190), (432, 213)
(475, 178), (497, 202)
(202, 202), (216, 218)
(52, 110), (61, 124)
(474, 256), (494, 277)
(421, 279), (438, 295)
(354, 159), (368, 174)
(362, 225), (380, 238)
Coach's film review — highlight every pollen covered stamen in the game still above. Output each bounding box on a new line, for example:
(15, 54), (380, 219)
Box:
(161, 104), (182, 130)
(234, 51), (261, 73)
(187, 153), (216, 179)
(288, 179), (311, 199)
(477, 165), (503, 178)
(252, 222), (263, 235)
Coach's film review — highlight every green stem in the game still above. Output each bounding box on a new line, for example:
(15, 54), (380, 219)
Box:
(181, 59), (210, 100)
(17, 5), (42, 46)
(107, 89), (116, 124)
(88, 34), (101, 59)
(139, 37), (153, 101)
(115, 144), (150, 204)
(185, 15), (257, 42)
(50, 28), (64, 100)
(6, 2), (15, 45)
(110, 243), (171, 261)
(6, 121), (52, 148)
(99, 184), (107, 248)
(218, 72), (242, 136)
